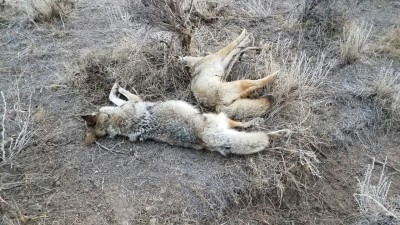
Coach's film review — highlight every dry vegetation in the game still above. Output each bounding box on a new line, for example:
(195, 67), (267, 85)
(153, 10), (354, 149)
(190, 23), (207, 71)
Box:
(373, 65), (400, 131)
(25, 0), (76, 23)
(0, 87), (35, 167)
(382, 23), (400, 61)
(1, 0), (399, 224)
(354, 159), (400, 224)
(340, 20), (372, 64)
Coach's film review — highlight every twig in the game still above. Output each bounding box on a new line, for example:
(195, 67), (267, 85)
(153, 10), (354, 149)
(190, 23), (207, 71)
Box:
(95, 141), (128, 155)
(1, 91), (6, 162)
(0, 195), (9, 205)
(367, 155), (400, 174)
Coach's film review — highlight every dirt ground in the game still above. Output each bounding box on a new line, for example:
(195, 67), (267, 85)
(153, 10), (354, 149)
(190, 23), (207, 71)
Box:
(1, 0), (400, 224)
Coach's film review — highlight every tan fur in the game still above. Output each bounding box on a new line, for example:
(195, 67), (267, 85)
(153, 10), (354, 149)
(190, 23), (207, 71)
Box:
(81, 83), (291, 156)
(179, 29), (278, 119)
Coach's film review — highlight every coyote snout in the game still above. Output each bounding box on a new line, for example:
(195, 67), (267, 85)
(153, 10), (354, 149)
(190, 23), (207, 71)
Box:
(178, 29), (278, 120)
(82, 83), (290, 156)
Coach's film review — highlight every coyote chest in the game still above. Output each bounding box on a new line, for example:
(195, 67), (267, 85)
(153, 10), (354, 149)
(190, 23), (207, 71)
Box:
(126, 101), (204, 147)
(191, 75), (222, 107)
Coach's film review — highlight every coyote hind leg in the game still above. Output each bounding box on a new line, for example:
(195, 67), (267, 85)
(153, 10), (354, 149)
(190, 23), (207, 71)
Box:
(218, 97), (274, 120)
(228, 117), (265, 129)
(214, 29), (248, 57)
(238, 70), (278, 98)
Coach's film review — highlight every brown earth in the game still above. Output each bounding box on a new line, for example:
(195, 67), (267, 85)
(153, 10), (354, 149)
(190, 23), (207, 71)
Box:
(1, 0), (399, 224)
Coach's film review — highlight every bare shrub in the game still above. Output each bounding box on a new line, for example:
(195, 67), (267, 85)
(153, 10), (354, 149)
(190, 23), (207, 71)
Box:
(340, 20), (372, 64)
(25, 0), (76, 23)
(354, 158), (400, 224)
(373, 65), (400, 131)
(0, 89), (35, 167)
(126, 0), (229, 53)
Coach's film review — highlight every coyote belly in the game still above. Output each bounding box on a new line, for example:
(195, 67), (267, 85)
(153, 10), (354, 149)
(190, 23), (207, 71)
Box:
(179, 29), (278, 120)
(82, 83), (290, 156)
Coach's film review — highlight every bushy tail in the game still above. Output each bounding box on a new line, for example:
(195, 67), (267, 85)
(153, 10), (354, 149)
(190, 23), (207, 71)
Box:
(204, 129), (290, 155)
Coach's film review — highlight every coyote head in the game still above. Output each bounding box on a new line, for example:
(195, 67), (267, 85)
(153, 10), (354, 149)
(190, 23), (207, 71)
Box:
(81, 112), (111, 145)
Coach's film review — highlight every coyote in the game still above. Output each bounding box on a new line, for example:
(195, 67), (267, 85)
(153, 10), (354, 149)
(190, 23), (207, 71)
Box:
(178, 29), (278, 120)
(81, 83), (290, 156)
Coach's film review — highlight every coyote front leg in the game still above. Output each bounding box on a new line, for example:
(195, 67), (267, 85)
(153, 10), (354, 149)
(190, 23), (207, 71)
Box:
(109, 83), (126, 106)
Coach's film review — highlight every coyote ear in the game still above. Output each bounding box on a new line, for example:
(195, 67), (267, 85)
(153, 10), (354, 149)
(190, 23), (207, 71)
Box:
(81, 114), (97, 127)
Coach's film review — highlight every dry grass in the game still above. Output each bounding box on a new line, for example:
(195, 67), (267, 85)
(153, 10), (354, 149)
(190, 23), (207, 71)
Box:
(340, 20), (372, 64)
(66, 31), (192, 104)
(125, 0), (233, 53)
(382, 23), (400, 61)
(25, 0), (76, 23)
(0, 87), (35, 168)
(126, 0), (195, 53)
(235, 0), (273, 18)
(66, 27), (332, 222)
(354, 158), (400, 224)
(373, 65), (400, 131)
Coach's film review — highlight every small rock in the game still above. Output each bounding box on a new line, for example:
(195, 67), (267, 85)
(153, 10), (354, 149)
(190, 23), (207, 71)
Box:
(149, 218), (157, 225)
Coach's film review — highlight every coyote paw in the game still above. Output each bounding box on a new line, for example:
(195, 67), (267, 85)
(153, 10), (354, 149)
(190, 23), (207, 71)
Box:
(268, 129), (292, 138)
(111, 82), (120, 93)
(277, 129), (292, 137)
(245, 117), (265, 127)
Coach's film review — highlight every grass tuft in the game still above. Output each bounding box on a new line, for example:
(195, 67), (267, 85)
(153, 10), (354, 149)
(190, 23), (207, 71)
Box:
(0, 88), (36, 167)
(373, 65), (400, 131)
(66, 32), (191, 104)
(25, 0), (76, 23)
(382, 23), (400, 61)
(354, 158), (400, 224)
(340, 20), (372, 64)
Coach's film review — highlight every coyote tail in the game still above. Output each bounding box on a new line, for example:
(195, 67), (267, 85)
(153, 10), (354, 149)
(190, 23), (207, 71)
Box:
(208, 129), (290, 155)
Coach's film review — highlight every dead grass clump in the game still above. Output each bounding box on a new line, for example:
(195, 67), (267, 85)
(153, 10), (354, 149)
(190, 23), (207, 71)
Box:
(373, 65), (400, 131)
(295, 0), (346, 47)
(0, 89), (35, 167)
(354, 158), (400, 224)
(235, 0), (273, 18)
(340, 20), (372, 64)
(382, 24), (400, 61)
(67, 49), (118, 104)
(25, 0), (76, 23)
(67, 33), (192, 104)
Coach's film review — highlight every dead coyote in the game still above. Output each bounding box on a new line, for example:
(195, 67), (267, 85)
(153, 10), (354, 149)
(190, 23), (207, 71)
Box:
(81, 83), (290, 156)
(178, 29), (278, 120)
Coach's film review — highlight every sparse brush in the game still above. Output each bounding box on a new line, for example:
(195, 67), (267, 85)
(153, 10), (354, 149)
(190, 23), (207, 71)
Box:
(354, 158), (400, 224)
(340, 20), (372, 64)
(126, 0), (226, 53)
(126, 0), (194, 53)
(0, 89), (36, 167)
(66, 32), (192, 104)
(236, 0), (273, 18)
(373, 65), (400, 131)
(25, 0), (76, 23)
(294, 0), (346, 48)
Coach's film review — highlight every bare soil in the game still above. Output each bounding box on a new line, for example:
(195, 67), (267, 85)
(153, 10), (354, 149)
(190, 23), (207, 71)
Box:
(1, 0), (399, 224)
